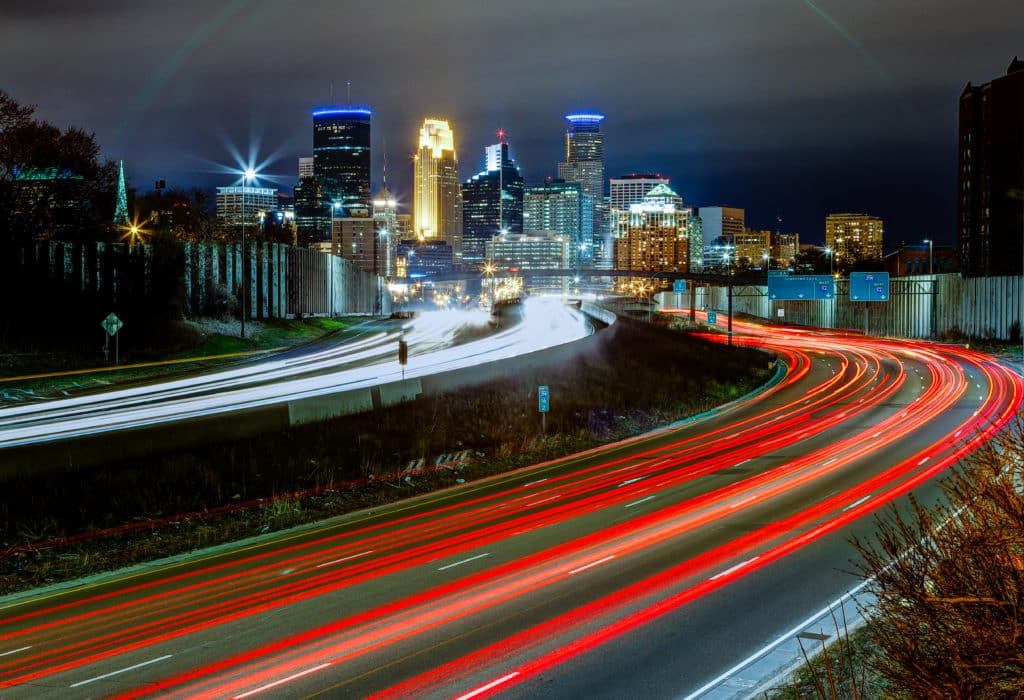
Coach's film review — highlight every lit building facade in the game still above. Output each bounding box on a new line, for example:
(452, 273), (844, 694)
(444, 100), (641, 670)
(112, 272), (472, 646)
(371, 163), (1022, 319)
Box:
(557, 113), (606, 266)
(825, 213), (884, 267)
(486, 231), (569, 272)
(614, 186), (691, 282)
(609, 173), (670, 212)
(396, 239), (454, 277)
(373, 187), (399, 278)
(703, 236), (735, 274)
(461, 141), (524, 266)
(687, 211), (703, 272)
(293, 175), (327, 247)
(332, 212), (376, 273)
(216, 185), (278, 228)
(312, 107), (372, 212)
(735, 228), (772, 269)
(698, 206), (745, 252)
(523, 180), (592, 267)
(958, 57), (1024, 276)
(413, 118), (462, 262)
(771, 232), (800, 269)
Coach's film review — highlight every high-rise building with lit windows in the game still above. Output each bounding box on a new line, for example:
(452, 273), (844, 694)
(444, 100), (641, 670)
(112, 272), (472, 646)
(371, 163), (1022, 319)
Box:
(523, 179), (592, 267)
(312, 107), (372, 212)
(958, 57), (1024, 276)
(413, 118), (462, 261)
(462, 141), (523, 266)
(558, 113), (606, 266)
(614, 185), (691, 281)
(609, 174), (670, 212)
(825, 213), (884, 267)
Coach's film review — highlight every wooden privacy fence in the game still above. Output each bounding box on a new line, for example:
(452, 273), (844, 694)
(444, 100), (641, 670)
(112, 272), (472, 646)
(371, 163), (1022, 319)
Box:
(687, 273), (1021, 341)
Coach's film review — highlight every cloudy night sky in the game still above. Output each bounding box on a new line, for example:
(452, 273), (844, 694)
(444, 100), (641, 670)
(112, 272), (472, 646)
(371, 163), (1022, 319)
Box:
(3, 0), (1021, 245)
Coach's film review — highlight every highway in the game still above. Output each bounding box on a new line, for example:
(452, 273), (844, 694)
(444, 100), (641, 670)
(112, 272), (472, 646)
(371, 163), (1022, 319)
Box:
(0, 314), (1020, 699)
(0, 297), (589, 450)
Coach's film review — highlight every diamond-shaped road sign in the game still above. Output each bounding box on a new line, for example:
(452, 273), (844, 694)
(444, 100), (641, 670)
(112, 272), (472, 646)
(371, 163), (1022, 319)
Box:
(101, 312), (123, 336)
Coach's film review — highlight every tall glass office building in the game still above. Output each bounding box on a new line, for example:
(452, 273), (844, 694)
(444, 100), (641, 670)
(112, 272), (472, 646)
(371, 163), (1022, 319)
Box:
(523, 179), (592, 267)
(557, 113), (606, 266)
(312, 107), (372, 213)
(462, 142), (523, 266)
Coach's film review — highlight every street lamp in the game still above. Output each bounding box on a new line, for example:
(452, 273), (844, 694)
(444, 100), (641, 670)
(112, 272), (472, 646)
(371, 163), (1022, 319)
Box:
(924, 238), (934, 274)
(825, 246), (833, 275)
(924, 238), (936, 340)
(239, 167), (256, 339)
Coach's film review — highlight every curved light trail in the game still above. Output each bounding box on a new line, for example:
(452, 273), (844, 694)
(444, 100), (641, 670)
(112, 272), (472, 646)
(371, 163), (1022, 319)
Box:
(0, 298), (589, 449)
(0, 312), (1019, 699)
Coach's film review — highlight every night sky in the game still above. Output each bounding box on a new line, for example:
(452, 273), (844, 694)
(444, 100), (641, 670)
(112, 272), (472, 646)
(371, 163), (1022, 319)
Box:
(3, 1), (1021, 245)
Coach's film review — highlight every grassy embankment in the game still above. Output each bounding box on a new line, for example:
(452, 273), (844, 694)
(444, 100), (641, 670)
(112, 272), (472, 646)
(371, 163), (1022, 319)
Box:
(0, 318), (772, 594)
(0, 317), (354, 398)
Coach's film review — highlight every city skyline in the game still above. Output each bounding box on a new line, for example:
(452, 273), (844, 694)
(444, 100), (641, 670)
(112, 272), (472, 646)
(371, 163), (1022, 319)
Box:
(4, 1), (1021, 244)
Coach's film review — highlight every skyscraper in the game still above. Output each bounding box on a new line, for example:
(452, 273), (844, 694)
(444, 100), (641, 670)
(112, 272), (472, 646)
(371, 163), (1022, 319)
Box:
(216, 185), (278, 229)
(609, 173), (670, 212)
(413, 118), (462, 261)
(523, 179), (593, 267)
(312, 107), (372, 213)
(461, 140), (524, 266)
(614, 184), (691, 280)
(557, 113), (606, 266)
(958, 57), (1024, 277)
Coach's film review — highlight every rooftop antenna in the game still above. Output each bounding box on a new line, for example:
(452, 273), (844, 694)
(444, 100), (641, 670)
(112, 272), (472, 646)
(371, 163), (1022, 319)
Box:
(382, 143), (388, 192)
(330, 82), (334, 103)
(346, 80), (352, 106)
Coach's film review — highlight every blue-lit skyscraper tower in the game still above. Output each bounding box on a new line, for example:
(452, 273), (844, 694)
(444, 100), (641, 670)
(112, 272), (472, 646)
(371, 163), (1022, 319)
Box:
(312, 107), (372, 214)
(557, 113), (606, 267)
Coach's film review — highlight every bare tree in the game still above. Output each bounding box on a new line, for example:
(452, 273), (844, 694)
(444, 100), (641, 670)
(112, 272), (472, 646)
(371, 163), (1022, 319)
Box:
(853, 419), (1024, 698)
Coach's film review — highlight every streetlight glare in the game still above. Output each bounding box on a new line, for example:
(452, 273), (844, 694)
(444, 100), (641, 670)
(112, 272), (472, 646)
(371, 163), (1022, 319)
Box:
(244, 168), (257, 181)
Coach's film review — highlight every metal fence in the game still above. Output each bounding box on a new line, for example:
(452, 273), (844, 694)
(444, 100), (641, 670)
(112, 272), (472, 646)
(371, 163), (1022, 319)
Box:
(679, 273), (1022, 341)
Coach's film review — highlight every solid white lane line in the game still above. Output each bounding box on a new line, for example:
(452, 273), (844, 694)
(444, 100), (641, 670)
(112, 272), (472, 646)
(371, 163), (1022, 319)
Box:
(568, 555), (616, 575)
(315, 550), (375, 569)
(843, 495), (872, 512)
(917, 456), (930, 466)
(625, 495), (656, 508)
(709, 556), (759, 581)
(438, 553), (490, 571)
(0, 646), (30, 657)
(821, 457), (837, 466)
(618, 477), (645, 487)
(454, 671), (521, 700)
(70, 654), (172, 688)
(728, 494), (758, 509)
(524, 478), (547, 487)
(233, 662), (333, 699)
(526, 494), (560, 506)
(736, 458), (751, 466)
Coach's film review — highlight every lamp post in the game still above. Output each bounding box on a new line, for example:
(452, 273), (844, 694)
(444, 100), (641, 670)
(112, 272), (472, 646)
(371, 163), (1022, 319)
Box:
(924, 238), (936, 340)
(825, 246), (833, 275)
(329, 201), (341, 318)
(240, 168), (256, 339)
(924, 238), (933, 274)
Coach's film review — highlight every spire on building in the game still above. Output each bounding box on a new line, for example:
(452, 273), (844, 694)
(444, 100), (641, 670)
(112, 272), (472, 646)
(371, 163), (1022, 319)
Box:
(113, 160), (129, 226)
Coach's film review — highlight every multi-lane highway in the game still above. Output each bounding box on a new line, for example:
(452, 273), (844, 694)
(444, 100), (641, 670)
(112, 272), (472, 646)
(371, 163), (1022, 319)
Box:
(0, 297), (589, 450)
(0, 313), (1020, 699)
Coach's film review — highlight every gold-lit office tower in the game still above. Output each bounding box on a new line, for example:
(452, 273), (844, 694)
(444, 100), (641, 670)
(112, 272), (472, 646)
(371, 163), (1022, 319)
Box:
(614, 184), (691, 285)
(413, 119), (462, 262)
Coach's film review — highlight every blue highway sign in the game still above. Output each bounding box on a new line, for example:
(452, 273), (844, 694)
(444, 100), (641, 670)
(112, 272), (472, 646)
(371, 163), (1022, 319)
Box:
(849, 271), (890, 302)
(767, 275), (835, 301)
(538, 385), (549, 413)
(673, 279), (687, 294)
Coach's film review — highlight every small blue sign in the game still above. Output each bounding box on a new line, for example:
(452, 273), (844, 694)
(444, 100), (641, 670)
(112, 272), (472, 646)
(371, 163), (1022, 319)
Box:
(538, 385), (549, 413)
(707, 311), (717, 325)
(849, 271), (890, 302)
(768, 275), (836, 301)
(673, 279), (687, 294)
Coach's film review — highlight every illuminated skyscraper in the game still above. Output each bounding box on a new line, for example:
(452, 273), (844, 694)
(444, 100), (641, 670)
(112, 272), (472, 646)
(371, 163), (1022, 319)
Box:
(312, 107), (372, 212)
(462, 140), (523, 266)
(524, 179), (592, 267)
(609, 173), (670, 212)
(557, 113), (606, 266)
(413, 118), (462, 261)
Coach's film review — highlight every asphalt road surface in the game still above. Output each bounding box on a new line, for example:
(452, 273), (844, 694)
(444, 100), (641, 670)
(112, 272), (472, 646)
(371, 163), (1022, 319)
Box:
(0, 314), (1019, 699)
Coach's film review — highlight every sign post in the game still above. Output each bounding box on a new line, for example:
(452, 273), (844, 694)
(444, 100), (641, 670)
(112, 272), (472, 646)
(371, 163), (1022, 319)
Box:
(538, 385), (549, 434)
(101, 312), (123, 365)
(398, 339), (408, 379)
(849, 272), (890, 335)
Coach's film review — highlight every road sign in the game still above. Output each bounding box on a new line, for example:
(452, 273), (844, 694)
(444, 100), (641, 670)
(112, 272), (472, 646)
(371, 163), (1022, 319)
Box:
(768, 269), (790, 277)
(849, 271), (890, 302)
(767, 275), (835, 301)
(101, 312), (123, 337)
(707, 311), (717, 325)
(777, 308), (785, 318)
(673, 279), (687, 294)
(538, 385), (549, 413)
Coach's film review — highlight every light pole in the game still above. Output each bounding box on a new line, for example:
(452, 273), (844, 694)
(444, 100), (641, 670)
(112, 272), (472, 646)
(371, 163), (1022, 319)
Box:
(925, 238), (936, 340)
(924, 238), (933, 274)
(825, 246), (833, 275)
(240, 167), (256, 339)
(329, 201), (341, 318)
